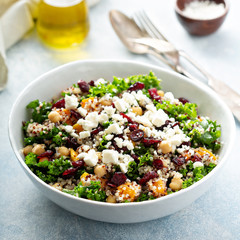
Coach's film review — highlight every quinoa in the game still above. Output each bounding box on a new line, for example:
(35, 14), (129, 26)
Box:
(22, 72), (221, 203)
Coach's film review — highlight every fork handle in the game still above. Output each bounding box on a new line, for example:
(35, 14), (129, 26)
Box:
(178, 50), (214, 81)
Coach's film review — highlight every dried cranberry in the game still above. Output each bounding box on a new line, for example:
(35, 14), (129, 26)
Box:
(131, 154), (139, 163)
(192, 154), (202, 162)
(142, 137), (161, 147)
(37, 150), (54, 159)
(70, 110), (81, 120)
(128, 82), (145, 92)
(129, 123), (139, 131)
(89, 80), (95, 86)
(112, 140), (121, 152)
(139, 171), (158, 185)
(172, 156), (186, 166)
(62, 168), (79, 177)
(153, 159), (163, 170)
(158, 120), (172, 131)
(171, 122), (179, 128)
(91, 125), (103, 136)
(178, 97), (189, 105)
(148, 88), (161, 102)
(120, 113), (133, 123)
(108, 172), (127, 187)
(52, 99), (65, 109)
(130, 129), (144, 142)
(78, 80), (90, 93)
(72, 160), (84, 168)
(66, 137), (78, 150)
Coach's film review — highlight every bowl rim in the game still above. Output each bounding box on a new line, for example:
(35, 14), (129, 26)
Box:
(175, 0), (229, 22)
(8, 58), (236, 208)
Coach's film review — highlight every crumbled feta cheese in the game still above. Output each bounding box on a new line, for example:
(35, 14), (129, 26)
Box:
(95, 78), (107, 86)
(64, 125), (73, 133)
(79, 131), (90, 139)
(102, 150), (119, 164)
(115, 137), (123, 148)
(164, 92), (175, 103)
(122, 92), (138, 106)
(77, 112), (99, 131)
(77, 107), (87, 117)
(82, 149), (98, 167)
(65, 95), (79, 109)
(135, 115), (153, 127)
(119, 163), (128, 173)
(113, 98), (128, 112)
(98, 113), (109, 124)
(105, 134), (114, 141)
(105, 123), (123, 134)
(151, 109), (169, 127)
(122, 140), (134, 150)
(193, 162), (204, 168)
(103, 106), (116, 116)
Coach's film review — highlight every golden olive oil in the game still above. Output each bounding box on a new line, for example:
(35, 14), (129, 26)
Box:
(37, 0), (89, 49)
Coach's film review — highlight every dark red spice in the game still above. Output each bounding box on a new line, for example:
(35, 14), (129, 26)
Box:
(37, 150), (54, 159)
(78, 80), (90, 93)
(128, 82), (145, 92)
(178, 97), (189, 105)
(148, 88), (161, 102)
(107, 172), (127, 187)
(52, 99), (65, 109)
(130, 129), (144, 142)
(120, 113), (133, 123)
(139, 171), (158, 185)
(72, 160), (84, 168)
(172, 156), (186, 166)
(153, 159), (164, 170)
(142, 137), (161, 147)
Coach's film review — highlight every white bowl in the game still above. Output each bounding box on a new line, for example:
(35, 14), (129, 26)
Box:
(9, 59), (235, 223)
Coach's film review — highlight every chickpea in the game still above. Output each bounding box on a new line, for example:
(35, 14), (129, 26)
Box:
(157, 90), (164, 97)
(131, 106), (143, 116)
(58, 146), (70, 156)
(48, 111), (61, 123)
(23, 145), (33, 156)
(169, 178), (183, 191)
(159, 141), (172, 154)
(106, 195), (116, 203)
(100, 99), (112, 106)
(94, 165), (107, 178)
(32, 144), (45, 155)
(72, 88), (81, 94)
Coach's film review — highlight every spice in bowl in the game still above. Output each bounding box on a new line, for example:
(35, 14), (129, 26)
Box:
(182, 0), (225, 20)
(175, 0), (229, 36)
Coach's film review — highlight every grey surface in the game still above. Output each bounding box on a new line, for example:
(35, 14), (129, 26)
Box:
(1, 0), (240, 239)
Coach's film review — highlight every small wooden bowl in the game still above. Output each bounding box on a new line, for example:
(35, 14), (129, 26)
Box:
(175, 0), (229, 36)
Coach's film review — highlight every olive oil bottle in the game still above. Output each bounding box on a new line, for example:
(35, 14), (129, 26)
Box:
(37, 0), (89, 49)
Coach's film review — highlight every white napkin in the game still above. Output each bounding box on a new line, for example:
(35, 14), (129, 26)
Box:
(0, 0), (100, 90)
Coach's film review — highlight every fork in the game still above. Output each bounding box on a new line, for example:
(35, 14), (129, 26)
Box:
(132, 10), (213, 81)
(132, 10), (240, 121)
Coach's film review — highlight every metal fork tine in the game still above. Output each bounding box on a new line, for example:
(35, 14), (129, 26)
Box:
(137, 10), (169, 42)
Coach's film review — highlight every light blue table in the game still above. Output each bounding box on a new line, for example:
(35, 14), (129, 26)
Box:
(1, 0), (239, 239)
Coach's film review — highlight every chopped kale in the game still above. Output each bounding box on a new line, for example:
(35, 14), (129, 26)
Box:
(137, 193), (156, 202)
(97, 135), (109, 151)
(63, 181), (106, 202)
(27, 100), (52, 123)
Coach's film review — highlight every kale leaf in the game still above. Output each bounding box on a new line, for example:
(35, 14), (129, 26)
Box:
(27, 100), (52, 123)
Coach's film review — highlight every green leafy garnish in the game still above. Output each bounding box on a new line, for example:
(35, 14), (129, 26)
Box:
(137, 193), (156, 202)
(63, 181), (106, 202)
(156, 100), (197, 122)
(102, 121), (113, 128)
(26, 100), (52, 123)
(98, 135), (109, 151)
(25, 153), (71, 183)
